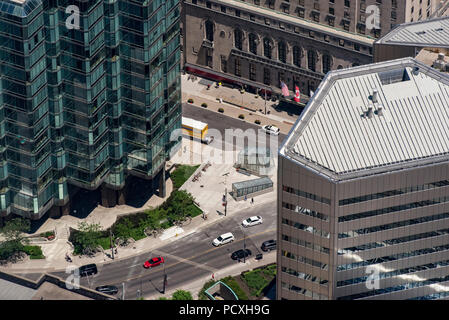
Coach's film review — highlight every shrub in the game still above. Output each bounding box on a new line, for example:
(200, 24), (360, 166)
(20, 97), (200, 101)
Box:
(262, 264), (277, 278)
(171, 165), (200, 189)
(172, 290), (193, 300)
(254, 119), (261, 125)
(238, 114), (245, 120)
(187, 98), (194, 103)
(201, 103), (208, 108)
(198, 279), (217, 300)
(218, 108), (224, 113)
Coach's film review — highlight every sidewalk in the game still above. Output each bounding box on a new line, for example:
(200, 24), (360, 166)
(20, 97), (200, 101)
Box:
(143, 250), (277, 300)
(181, 74), (297, 135)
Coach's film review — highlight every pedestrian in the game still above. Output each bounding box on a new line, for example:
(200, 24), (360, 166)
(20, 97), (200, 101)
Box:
(251, 198), (254, 204)
(244, 195), (247, 201)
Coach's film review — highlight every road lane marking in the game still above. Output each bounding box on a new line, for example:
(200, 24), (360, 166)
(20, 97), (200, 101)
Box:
(156, 250), (217, 273)
(117, 227), (276, 285)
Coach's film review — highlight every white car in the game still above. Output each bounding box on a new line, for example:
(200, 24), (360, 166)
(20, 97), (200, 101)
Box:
(242, 216), (263, 228)
(212, 232), (235, 246)
(262, 125), (280, 136)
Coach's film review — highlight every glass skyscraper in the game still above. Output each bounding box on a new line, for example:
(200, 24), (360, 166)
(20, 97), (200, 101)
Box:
(0, 0), (182, 221)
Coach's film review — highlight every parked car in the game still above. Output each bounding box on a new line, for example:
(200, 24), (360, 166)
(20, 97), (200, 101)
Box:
(262, 125), (280, 136)
(242, 216), (263, 228)
(212, 232), (235, 246)
(95, 285), (118, 295)
(78, 264), (98, 277)
(261, 240), (276, 252)
(143, 256), (165, 268)
(231, 249), (252, 260)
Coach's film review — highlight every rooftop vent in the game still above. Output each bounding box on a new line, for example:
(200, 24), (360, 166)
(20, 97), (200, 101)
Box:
(433, 53), (446, 71)
(376, 105), (384, 117)
(367, 107), (373, 119)
(412, 66), (420, 75)
(372, 89), (379, 103)
(416, 31), (426, 35)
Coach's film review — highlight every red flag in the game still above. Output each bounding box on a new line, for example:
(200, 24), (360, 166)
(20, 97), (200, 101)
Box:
(294, 86), (301, 102)
(281, 81), (290, 97)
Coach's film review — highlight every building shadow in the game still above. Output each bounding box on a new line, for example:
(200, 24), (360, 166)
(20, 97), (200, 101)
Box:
(124, 175), (156, 208)
(69, 187), (101, 219)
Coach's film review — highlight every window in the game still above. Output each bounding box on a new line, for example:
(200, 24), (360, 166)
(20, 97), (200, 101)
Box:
(345, 0), (350, 7)
(263, 68), (270, 85)
(234, 29), (243, 50)
(329, 7), (334, 15)
(249, 63), (256, 81)
(322, 54), (331, 74)
(234, 58), (241, 76)
(206, 50), (213, 68)
(221, 55), (227, 72)
(221, 5), (226, 13)
(293, 46), (301, 67)
(307, 50), (316, 72)
(298, 7), (305, 18)
(263, 38), (272, 59)
(278, 42), (286, 63)
(206, 1), (211, 9)
(249, 34), (258, 55)
(205, 20), (214, 42)
(235, 9), (240, 17)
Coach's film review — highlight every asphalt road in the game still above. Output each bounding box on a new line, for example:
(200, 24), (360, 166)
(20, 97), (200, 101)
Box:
(52, 201), (277, 299)
(182, 103), (288, 152)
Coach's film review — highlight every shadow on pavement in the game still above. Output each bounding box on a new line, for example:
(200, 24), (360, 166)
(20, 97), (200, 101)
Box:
(124, 176), (156, 208)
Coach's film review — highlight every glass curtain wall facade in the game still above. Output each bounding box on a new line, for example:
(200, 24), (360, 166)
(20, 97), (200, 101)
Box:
(0, 0), (182, 219)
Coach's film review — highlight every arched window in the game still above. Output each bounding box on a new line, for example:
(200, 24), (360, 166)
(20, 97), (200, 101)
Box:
(234, 29), (243, 50)
(293, 46), (301, 67)
(307, 50), (316, 72)
(322, 54), (331, 74)
(278, 42), (286, 63)
(263, 38), (272, 59)
(337, 65), (344, 70)
(352, 63), (360, 67)
(205, 20), (214, 42)
(249, 34), (258, 55)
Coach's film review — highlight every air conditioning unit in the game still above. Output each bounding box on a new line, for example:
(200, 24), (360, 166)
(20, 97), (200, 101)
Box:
(433, 53), (446, 71)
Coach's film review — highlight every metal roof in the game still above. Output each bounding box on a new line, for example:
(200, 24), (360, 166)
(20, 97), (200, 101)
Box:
(0, 278), (37, 300)
(232, 177), (273, 190)
(280, 58), (449, 181)
(375, 16), (449, 48)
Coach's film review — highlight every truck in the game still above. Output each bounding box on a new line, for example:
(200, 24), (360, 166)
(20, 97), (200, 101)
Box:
(181, 116), (214, 144)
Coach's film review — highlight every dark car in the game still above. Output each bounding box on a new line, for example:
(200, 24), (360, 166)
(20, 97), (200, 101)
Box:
(79, 264), (98, 277)
(231, 249), (252, 260)
(261, 240), (276, 252)
(95, 285), (118, 295)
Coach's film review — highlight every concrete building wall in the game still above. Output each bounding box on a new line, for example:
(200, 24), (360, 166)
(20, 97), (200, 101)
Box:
(184, 0), (373, 96)
(373, 43), (417, 62)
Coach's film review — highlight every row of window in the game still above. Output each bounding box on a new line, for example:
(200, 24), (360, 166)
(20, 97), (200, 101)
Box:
(337, 273), (449, 300)
(282, 234), (330, 255)
(338, 211), (449, 239)
(339, 195), (449, 223)
(282, 250), (328, 271)
(282, 185), (331, 205)
(281, 267), (329, 287)
(337, 258), (449, 287)
(337, 232), (449, 271)
(281, 282), (328, 300)
(282, 218), (330, 239)
(282, 202), (329, 221)
(339, 180), (449, 206)
(341, 228), (449, 255)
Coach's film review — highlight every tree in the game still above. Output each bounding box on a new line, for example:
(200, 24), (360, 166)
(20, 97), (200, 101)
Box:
(171, 290), (193, 300)
(71, 222), (103, 255)
(0, 218), (30, 261)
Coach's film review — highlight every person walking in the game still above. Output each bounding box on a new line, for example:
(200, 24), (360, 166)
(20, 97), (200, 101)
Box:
(251, 198), (254, 204)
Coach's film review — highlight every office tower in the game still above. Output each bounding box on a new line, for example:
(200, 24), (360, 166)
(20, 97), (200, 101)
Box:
(181, 0), (448, 100)
(0, 0), (182, 223)
(278, 57), (449, 300)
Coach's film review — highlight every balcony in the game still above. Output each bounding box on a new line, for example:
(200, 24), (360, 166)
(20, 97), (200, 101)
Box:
(202, 39), (214, 49)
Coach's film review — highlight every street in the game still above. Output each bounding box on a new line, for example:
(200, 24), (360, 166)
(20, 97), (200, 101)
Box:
(51, 200), (277, 299)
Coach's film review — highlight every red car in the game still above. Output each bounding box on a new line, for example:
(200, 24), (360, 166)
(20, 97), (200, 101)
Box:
(143, 256), (165, 268)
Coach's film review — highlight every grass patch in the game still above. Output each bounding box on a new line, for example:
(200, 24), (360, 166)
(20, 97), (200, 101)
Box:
(261, 264), (277, 278)
(171, 165), (200, 189)
(97, 236), (112, 250)
(22, 245), (45, 259)
(241, 270), (269, 297)
(221, 276), (248, 300)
